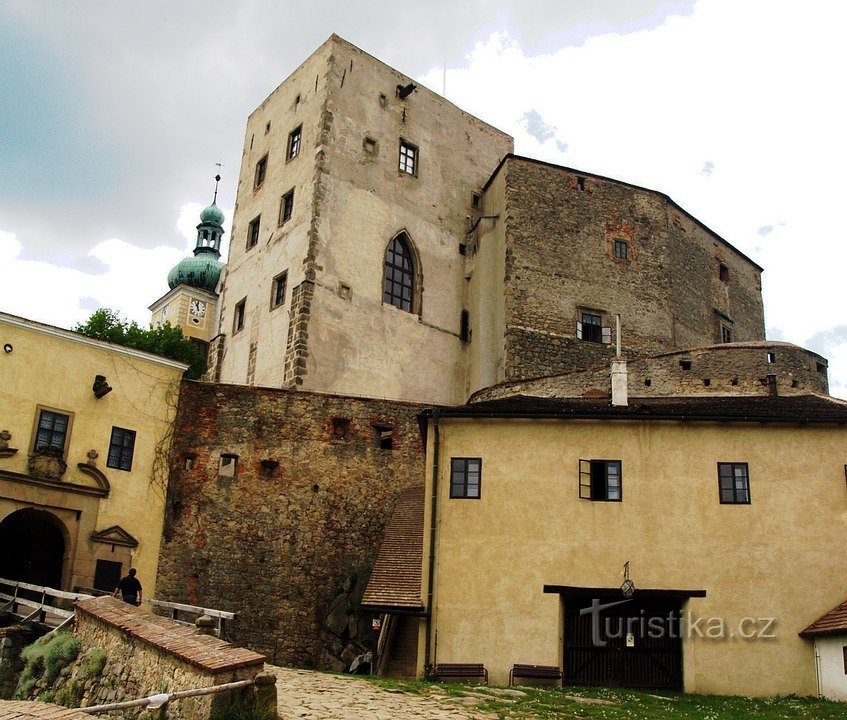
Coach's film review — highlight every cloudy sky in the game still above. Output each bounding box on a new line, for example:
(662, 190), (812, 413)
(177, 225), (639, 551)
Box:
(2, 0), (846, 395)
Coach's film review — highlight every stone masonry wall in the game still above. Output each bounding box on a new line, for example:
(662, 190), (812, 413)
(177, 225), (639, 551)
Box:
(473, 342), (829, 402)
(497, 157), (766, 380)
(156, 381), (426, 669)
(17, 597), (267, 720)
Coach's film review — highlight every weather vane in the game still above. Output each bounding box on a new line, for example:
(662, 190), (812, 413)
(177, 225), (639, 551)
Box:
(213, 162), (223, 204)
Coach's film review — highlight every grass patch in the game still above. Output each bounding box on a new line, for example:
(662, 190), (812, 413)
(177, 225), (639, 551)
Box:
(14, 631), (81, 700)
(362, 676), (846, 719)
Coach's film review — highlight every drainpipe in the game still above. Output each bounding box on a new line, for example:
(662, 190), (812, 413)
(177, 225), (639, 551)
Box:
(814, 641), (822, 698)
(424, 409), (441, 673)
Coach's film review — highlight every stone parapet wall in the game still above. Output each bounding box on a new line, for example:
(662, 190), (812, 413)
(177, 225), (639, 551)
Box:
(474, 342), (829, 402)
(156, 381), (426, 669)
(67, 597), (266, 720)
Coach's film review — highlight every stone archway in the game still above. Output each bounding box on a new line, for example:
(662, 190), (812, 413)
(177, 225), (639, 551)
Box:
(0, 508), (67, 588)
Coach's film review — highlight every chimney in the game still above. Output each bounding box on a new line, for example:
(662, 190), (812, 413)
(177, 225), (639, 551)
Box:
(612, 359), (628, 406)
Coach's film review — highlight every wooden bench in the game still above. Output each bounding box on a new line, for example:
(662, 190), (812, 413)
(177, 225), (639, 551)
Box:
(434, 663), (488, 684)
(509, 664), (563, 686)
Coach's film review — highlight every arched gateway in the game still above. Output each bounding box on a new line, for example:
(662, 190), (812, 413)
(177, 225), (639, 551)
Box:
(0, 508), (66, 588)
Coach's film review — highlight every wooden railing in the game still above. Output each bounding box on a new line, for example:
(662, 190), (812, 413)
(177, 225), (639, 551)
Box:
(147, 599), (237, 639)
(0, 576), (93, 627)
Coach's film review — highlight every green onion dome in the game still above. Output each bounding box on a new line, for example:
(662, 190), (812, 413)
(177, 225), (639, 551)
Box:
(167, 254), (224, 292)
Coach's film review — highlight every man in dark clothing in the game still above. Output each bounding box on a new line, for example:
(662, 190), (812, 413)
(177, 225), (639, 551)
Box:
(113, 568), (142, 606)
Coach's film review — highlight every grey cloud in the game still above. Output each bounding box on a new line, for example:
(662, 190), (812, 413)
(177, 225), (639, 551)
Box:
(71, 255), (109, 275)
(522, 110), (556, 143)
(699, 161), (714, 176)
(758, 225), (774, 236)
(79, 297), (101, 313)
(0, 0), (694, 263)
(556, 140), (569, 153)
(804, 325), (847, 358)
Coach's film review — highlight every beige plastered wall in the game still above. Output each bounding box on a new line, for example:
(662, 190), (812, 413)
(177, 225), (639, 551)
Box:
(0, 316), (185, 596)
(466, 165), (508, 397)
(304, 38), (512, 404)
(216, 40), (330, 386)
(419, 416), (847, 696)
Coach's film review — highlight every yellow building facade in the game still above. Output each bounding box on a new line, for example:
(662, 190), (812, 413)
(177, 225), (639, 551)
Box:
(400, 395), (847, 695)
(0, 313), (186, 598)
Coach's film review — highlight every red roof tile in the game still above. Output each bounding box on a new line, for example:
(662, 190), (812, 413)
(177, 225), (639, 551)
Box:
(362, 488), (425, 612)
(800, 598), (847, 637)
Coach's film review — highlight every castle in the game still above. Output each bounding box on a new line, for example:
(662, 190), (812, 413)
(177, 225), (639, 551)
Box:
(2, 34), (845, 700)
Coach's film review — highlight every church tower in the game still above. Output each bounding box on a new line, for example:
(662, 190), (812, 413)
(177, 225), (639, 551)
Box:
(149, 175), (226, 359)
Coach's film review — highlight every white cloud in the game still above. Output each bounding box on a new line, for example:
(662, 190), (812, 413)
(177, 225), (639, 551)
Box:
(0, 202), (231, 330)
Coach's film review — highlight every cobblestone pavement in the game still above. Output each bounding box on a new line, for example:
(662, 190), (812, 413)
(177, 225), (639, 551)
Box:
(269, 666), (503, 720)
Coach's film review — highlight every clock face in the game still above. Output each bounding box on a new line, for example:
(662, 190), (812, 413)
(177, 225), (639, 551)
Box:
(189, 300), (206, 317)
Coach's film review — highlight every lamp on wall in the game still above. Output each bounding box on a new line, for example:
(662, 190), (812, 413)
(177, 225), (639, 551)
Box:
(3, 343), (12, 353)
(93, 375), (112, 398)
(621, 561), (635, 598)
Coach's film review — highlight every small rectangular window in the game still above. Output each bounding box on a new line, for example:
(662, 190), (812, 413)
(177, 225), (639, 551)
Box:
(399, 139), (418, 175)
(233, 298), (246, 333)
(460, 310), (470, 343)
(719, 263), (730, 282)
(107, 427), (136, 471)
(33, 408), (72, 457)
(279, 189), (294, 225)
(450, 457), (481, 499)
(577, 176), (586, 192)
(254, 154), (268, 188)
(372, 424), (394, 450)
(579, 460), (622, 502)
(287, 125), (302, 160)
(247, 216), (261, 249)
(613, 239), (629, 260)
(843, 646), (847, 674)
(219, 453), (238, 478)
(471, 193), (481, 209)
(718, 462), (750, 504)
(721, 325), (732, 343)
(271, 271), (288, 309)
(93, 560), (123, 593)
(767, 351), (776, 364)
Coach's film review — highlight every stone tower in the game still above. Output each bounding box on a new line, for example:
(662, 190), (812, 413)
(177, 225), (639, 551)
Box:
(210, 35), (513, 403)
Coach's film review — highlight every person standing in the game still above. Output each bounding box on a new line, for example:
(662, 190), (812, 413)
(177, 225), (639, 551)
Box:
(113, 568), (143, 606)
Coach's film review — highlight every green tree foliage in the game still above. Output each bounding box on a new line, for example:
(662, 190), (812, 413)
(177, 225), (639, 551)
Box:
(74, 308), (206, 379)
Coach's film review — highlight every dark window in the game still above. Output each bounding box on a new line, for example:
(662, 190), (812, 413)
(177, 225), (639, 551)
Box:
(93, 560), (122, 593)
(577, 176), (586, 191)
(721, 325), (732, 343)
(271, 271), (288, 309)
(254, 154), (268, 188)
(287, 126), (302, 159)
(614, 239), (629, 260)
(383, 234), (414, 312)
(718, 463), (750, 504)
(372, 425), (394, 450)
(767, 351), (776, 363)
(577, 312), (606, 343)
(264, 121), (271, 135)
(399, 139), (418, 175)
(107, 427), (136, 471)
(680, 360), (692, 371)
(279, 190), (294, 225)
(719, 263), (730, 282)
(332, 418), (350, 441)
(34, 409), (70, 455)
(450, 458), (481, 499)
(247, 216), (261, 249)
(817, 362), (827, 374)
(233, 298), (246, 333)
(460, 310), (470, 343)
(472, 193), (481, 209)
(579, 460), (622, 501)
(843, 646), (847, 674)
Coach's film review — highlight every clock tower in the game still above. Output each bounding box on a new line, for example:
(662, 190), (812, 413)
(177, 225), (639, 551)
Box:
(149, 176), (226, 359)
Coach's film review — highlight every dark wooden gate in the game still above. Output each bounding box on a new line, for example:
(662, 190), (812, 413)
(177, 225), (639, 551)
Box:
(563, 595), (683, 689)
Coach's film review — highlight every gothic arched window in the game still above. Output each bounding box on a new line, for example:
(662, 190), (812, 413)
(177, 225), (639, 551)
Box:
(383, 234), (415, 312)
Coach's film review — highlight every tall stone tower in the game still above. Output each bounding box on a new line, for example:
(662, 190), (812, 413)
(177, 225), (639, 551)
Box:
(210, 35), (513, 403)
(150, 179), (226, 359)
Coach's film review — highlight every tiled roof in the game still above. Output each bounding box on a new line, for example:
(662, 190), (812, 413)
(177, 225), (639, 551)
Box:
(361, 488), (425, 612)
(800, 598), (847, 637)
(424, 394), (847, 423)
(76, 596), (265, 672)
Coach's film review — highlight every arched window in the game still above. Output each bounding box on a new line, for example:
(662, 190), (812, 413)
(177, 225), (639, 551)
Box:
(383, 234), (414, 312)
